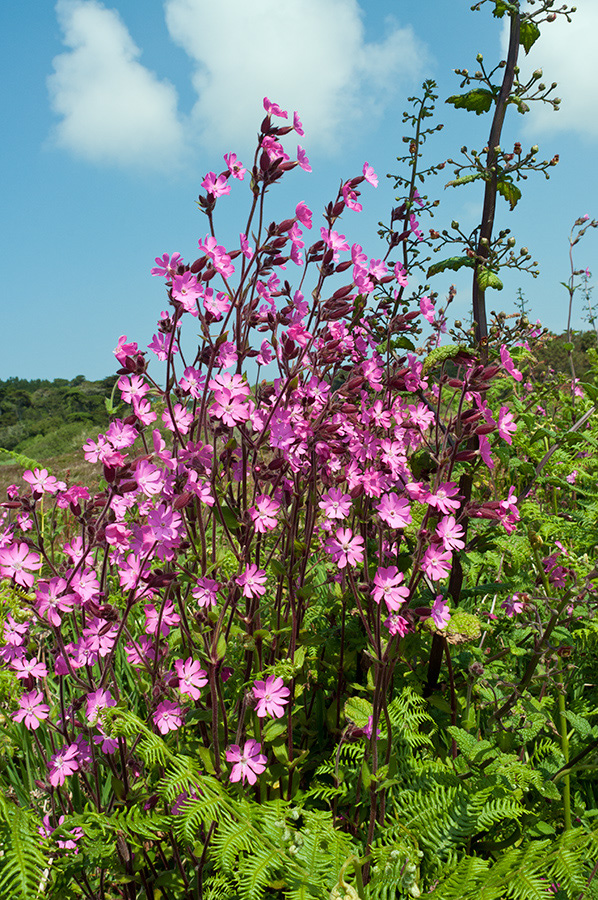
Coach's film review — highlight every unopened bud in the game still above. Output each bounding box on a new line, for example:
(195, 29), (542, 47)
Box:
(533, 69), (543, 79)
(451, 220), (459, 230)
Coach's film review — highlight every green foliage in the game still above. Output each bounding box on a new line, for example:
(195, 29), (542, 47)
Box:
(0, 794), (49, 899)
(0, 375), (117, 454)
(446, 89), (495, 115)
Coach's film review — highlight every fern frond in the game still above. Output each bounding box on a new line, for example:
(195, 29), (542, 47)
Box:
(0, 797), (50, 900)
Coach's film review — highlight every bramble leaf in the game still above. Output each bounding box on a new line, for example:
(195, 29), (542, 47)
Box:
(497, 178), (522, 210)
(520, 19), (541, 54)
(477, 267), (504, 291)
(427, 256), (475, 278)
(445, 173), (486, 189)
(446, 89), (495, 115)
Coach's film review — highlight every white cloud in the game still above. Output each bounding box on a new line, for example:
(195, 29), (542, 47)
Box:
(48, 0), (187, 170)
(47, 0), (429, 170)
(163, 0), (427, 153)
(506, 4), (598, 141)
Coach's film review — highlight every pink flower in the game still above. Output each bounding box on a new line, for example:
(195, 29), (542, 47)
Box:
(3, 614), (28, 646)
(135, 460), (164, 497)
(295, 200), (312, 229)
(201, 171), (231, 197)
(172, 272), (202, 313)
(250, 495), (280, 533)
(151, 252), (182, 278)
(252, 675), (290, 718)
(422, 544), (452, 580)
(226, 739), (267, 785)
(11, 656), (48, 681)
(105, 523), (132, 551)
(362, 162), (378, 187)
(240, 233), (254, 260)
(384, 614), (410, 637)
(297, 146), (311, 172)
(478, 434), (495, 470)
(35, 578), (76, 627)
(342, 182), (362, 212)
(426, 482), (461, 515)
(114, 335), (138, 365)
(48, 744), (79, 787)
(22, 468), (65, 495)
(409, 214), (423, 241)
(566, 470), (578, 485)
(179, 366), (205, 399)
(376, 494), (412, 529)
(256, 340), (273, 366)
(106, 419), (138, 449)
(419, 296), (435, 324)
(144, 600), (180, 637)
(435, 516), (465, 552)
(293, 111), (304, 135)
(500, 345), (523, 382)
(501, 594), (525, 617)
(319, 488), (352, 520)
(224, 152), (246, 180)
(372, 566), (409, 612)
(192, 577), (220, 608)
(325, 528), (365, 569)
(263, 97), (288, 118)
(118, 374), (149, 405)
(13, 690), (49, 730)
(0, 541), (42, 589)
(39, 815), (84, 851)
(153, 701), (184, 735)
(162, 403), (194, 435)
(175, 658), (208, 701)
(498, 407), (517, 444)
(86, 689), (116, 726)
(430, 595), (451, 629)
(148, 332), (177, 361)
(236, 564), (267, 599)
(320, 228), (349, 259)
(394, 261), (409, 287)
(209, 388), (250, 427)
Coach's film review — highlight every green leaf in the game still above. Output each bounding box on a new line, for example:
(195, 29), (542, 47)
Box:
(197, 746), (215, 775)
(427, 256), (475, 279)
(508, 95), (530, 115)
(218, 505), (240, 532)
(477, 267), (503, 291)
(580, 382), (598, 403)
(493, 0), (510, 17)
(422, 344), (474, 375)
(446, 89), (494, 115)
(262, 719), (287, 742)
(215, 633), (227, 661)
(269, 559), (287, 577)
(520, 19), (541, 54)
(497, 178), (522, 210)
(344, 696), (373, 728)
(445, 172), (485, 189)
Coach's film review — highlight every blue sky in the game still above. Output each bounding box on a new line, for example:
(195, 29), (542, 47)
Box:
(3, 0), (598, 380)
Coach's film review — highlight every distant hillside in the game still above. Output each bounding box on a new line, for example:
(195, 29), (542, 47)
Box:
(0, 374), (117, 459)
(534, 329), (598, 379)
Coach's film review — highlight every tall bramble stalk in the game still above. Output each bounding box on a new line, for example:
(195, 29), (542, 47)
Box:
(429, 0), (573, 349)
